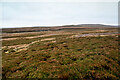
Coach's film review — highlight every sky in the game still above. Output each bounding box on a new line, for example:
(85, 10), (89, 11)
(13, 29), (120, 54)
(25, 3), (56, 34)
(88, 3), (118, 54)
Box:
(0, 0), (119, 28)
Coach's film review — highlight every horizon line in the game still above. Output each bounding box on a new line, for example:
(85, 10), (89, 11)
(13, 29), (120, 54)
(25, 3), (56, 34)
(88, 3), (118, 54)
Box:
(1, 23), (118, 29)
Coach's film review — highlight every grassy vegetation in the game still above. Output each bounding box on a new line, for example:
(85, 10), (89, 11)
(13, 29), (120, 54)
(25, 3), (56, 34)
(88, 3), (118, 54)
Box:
(2, 34), (72, 46)
(2, 35), (120, 79)
(2, 38), (42, 46)
(2, 33), (45, 39)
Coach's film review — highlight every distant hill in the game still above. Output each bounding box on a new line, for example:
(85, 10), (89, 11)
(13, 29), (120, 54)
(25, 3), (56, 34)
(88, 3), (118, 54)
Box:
(60, 24), (117, 27)
(1, 24), (117, 33)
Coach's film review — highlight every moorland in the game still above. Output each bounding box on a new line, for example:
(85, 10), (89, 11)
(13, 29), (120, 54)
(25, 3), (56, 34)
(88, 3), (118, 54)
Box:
(1, 24), (120, 79)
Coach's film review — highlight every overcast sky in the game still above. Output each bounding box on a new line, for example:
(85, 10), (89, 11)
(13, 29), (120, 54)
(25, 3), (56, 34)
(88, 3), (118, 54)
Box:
(0, 0), (118, 28)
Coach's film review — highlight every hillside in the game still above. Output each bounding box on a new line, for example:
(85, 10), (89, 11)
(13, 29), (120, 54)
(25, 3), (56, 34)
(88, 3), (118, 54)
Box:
(1, 24), (119, 79)
(1, 24), (117, 33)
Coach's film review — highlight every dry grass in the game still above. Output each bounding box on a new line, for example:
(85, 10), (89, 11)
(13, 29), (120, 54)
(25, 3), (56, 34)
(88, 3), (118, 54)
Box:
(2, 28), (119, 79)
